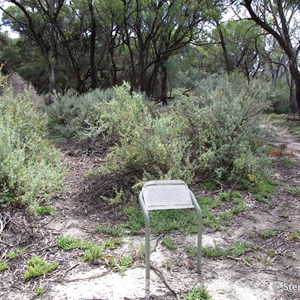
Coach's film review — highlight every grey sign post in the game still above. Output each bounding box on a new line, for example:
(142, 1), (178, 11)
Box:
(139, 180), (202, 284)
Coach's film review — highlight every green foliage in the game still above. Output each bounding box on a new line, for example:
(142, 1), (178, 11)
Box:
(202, 245), (226, 258)
(287, 186), (300, 196)
(260, 230), (277, 239)
(269, 80), (290, 114)
(187, 240), (257, 259)
(46, 88), (116, 139)
(6, 247), (26, 259)
(97, 224), (125, 237)
(199, 181), (218, 191)
(0, 73), (63, 205)
(174, 74), (271, 184)
(0, 260), (8, 271)
(185, 288), (212, 300)
(56, 235), (88, 250)
(250, 178), (276, 204)
(46, 75), (271, 198)
(99, 84), (196, 185)
(36, 287), (44, 295)
(110, 255), (134, 275)
(124, 193), (246, 234)
(288, 230), (300, 241)
(161, 237), (177, 250)
(24, 256), (58, 279)
(103, 238), (122, 250)
(30, 203), (55, 216)
(228, 241), (257, 257)
(82, 244), (104, 263)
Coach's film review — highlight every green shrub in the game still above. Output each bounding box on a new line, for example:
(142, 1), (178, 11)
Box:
(56, 235), (88, 250)
(24, 256), (58, 279)
(46, 75), (272, 199)
(185, 287), (212, 300)
(174, 74), (271, 185)
(46, 88), (116, 139)
(0, 74), (63, 205)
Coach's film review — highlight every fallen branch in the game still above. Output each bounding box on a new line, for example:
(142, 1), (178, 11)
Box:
(50, 270), (110, 283)
(227, 255), (251, 267)
(150, 264), (180, 300)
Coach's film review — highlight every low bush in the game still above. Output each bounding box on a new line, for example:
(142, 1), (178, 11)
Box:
(46, 88), (116, 139)
(46, 75), (272, 201)
(173, 74), (271, 185)
(0, 73), (63, 206)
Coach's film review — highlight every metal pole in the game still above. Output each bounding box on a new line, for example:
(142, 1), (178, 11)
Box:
(139, 192), (151, 279)
(190, 191), (202, 273)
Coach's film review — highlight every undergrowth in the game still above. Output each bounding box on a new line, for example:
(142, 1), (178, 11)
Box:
(124, 192), (246, 234)
(47, 74), (272, 202)
(0, 73), (63, 206)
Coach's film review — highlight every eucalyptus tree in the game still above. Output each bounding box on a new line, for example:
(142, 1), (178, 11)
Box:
(242, 0), (300, 115)
(208, 19), (265, 79)
(1, 0), (65, 99)
(121, 0), (220, 103)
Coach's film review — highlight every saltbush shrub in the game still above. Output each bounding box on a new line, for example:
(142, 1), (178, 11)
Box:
(46, 87), (116, 139)
(46, 76), (272, 200)
(0, 74), (63, 205)
(173, 74), (272, 183)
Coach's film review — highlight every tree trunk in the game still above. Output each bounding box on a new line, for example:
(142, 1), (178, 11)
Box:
(216, 21), (232, 75)
(88, 0), (97, 89)
(285, 66), (298, 113)
(160, 60), (168, 105)
(289, 58), (300, 117)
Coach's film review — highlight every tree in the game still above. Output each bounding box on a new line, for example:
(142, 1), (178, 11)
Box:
(243, 0), (300, 116)
(1, 0), (65, 100)
(211, 19), (265, 79)
(121, 0), (219, 103)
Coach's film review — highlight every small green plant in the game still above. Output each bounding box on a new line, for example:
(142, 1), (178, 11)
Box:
(185, 287), (212, 300)
(6, 247), (26, 259)
(103, 238), (122, 250)
(229, 241), (257, 257)
(202, 246), (226, 258)
(31, 204), (55, 216)
(56, 235), (88, 250)
(97, 224), (125, 237)
(36, 287), (44, 295)
(288, 230), (300, 241)
(251, 179), (275, 205)
(200, 182), (218, 191)
(161, 237), (177, 250)
(0, 260), (8, 271)
(287, 186), (300, 196)
(219, 191), (241, 202)
(260, 230), (277, 239)
(101, 189), (125, 205)
(110, 255), (134, 275)
(278, 158), (293, 168)
(162, 260), (172, 270)
(266, 249), (276, 257)
(24, 256), (58, 279)
(186, 245), (198, 257)
(82, 244), (104, 263)
(280, 213), (289, 219)
(125, 193), (246, 235)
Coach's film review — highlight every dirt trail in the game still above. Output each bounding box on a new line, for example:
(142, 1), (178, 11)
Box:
(1, 127), (300, 300)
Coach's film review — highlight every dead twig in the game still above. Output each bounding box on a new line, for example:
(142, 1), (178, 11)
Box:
(50, 270), (110, 283)
(150, 264), (180, 300)
(0, 240), (13, 248)
(227, 255), (251, 267)
(65, 263), (80, 274)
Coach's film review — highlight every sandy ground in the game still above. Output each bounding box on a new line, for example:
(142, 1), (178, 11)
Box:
(1, 125), (300, 300)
